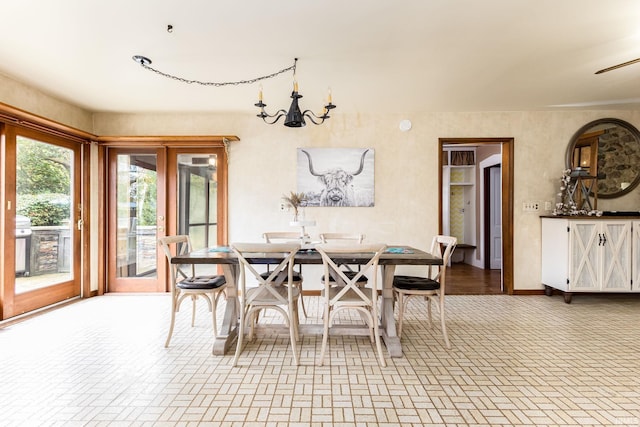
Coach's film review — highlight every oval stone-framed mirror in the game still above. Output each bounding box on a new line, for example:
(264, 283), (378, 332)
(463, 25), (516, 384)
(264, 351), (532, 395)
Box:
(565, 118), (640, 199)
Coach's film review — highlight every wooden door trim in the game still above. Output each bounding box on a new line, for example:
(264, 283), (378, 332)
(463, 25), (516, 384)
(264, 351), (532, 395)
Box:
(96, 135), (239, 147)
(82, 143), (92, 297)
(439, 138), (514, 294)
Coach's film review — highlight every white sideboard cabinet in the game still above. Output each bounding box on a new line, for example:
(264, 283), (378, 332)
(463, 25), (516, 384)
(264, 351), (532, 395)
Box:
(541, 216), (640, 303)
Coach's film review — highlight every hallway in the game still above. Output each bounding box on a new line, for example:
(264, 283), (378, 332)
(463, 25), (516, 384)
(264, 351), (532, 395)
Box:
(447, 263), (502, 295)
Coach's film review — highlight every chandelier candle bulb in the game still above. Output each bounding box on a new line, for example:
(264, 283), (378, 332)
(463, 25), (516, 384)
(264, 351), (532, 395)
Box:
(327, 88), (332, 103)
(258, 85), (263, 101)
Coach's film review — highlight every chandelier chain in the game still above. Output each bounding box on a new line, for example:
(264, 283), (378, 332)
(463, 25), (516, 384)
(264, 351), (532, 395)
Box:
(138, 59), (297, 87)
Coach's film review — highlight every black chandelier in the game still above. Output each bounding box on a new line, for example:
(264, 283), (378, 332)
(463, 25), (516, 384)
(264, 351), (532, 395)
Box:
(255, 58), (336, 127)
(132, 55), (335, 128)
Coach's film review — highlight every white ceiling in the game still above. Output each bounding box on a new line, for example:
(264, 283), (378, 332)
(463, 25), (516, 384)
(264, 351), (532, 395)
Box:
(2, 0), (640, 116)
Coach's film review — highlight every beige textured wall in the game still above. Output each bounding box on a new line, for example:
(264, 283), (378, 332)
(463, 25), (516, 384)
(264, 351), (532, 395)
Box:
(4, 71), (640, 291)
(0, 73), (93, 131)
(93, 110), (640, 290)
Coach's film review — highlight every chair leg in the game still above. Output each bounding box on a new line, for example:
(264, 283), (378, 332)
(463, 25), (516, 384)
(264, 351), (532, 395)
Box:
(191, 295), (197, 327)
(233, 303), (247, 367)
(165, 296), (178, 348)
(439, 293), (451, 349)
(319, 304), (330, 366)
(292, 300), (301, 342)
(396, 292), (405, 339)
(372, 314), (387, 367)
(289, 302), (300, 366)
(211, 292), (220, 339)
(298, 286), (309, 318)
(248, 309), (257, 342)
(212, 289), (226, 337)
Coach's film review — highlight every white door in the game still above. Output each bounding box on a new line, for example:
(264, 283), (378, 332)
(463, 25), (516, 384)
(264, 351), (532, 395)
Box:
(489, 166), (502, 269)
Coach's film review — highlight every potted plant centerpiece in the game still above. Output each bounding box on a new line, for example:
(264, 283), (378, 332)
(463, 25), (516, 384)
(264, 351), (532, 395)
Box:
(282, 191), (308, 222)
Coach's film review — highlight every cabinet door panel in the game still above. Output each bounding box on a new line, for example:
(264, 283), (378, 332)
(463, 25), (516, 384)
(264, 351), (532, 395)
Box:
(633, 222), (640, 292)
(569, 222), (599, 290)
(601, 222), (631, 291)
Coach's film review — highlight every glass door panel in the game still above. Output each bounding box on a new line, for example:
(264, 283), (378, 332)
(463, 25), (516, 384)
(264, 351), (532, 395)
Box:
(15, 136), (75, 292)
(108, 150), (165, 292)
(116, 154), (157, 279)
(177, 153), (218, 249)
(173, 151), (222, 278)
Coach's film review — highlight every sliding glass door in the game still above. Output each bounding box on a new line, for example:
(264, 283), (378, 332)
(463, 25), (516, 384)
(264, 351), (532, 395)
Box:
(1, 126), (81, 319)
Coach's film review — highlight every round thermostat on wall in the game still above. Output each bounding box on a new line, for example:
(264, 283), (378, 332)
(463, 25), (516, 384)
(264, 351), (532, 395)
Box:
(399, 119), (412, 132)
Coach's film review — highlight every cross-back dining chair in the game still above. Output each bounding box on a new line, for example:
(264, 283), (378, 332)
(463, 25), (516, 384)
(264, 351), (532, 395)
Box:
(315, 242), (388, 367)
(393, 235), (457, 349)
(158, 235), (227, 348)
(318, 233), (368, 287)
(231, 242), (301, 367)
(262, 232), (308, 317)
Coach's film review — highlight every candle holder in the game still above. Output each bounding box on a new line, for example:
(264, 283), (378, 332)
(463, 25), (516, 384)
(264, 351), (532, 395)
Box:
(255, 58), (336, 128)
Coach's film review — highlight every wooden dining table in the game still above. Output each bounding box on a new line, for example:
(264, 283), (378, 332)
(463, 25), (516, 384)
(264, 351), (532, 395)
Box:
(171, 245), (442, 357)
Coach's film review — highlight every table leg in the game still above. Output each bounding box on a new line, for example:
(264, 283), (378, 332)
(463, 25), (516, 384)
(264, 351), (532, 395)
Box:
(212, 264), (239, 355)
(380, 265), (402, 357)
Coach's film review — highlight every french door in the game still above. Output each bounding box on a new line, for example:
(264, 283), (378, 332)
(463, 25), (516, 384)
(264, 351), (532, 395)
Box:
(107, 148), (165, 292)
(1, 125), (82, 319)
(106, 146), (227, 293)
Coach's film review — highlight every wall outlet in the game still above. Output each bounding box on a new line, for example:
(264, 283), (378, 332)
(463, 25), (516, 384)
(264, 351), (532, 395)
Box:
(279, 202), (289, 212)
(523, 201), (540, 212)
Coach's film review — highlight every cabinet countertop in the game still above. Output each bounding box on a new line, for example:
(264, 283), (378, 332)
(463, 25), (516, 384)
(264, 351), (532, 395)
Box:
(540, 214), (640, 219)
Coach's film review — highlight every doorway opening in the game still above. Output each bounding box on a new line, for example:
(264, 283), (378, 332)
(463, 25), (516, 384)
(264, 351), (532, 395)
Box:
(439, 138), (514, 295)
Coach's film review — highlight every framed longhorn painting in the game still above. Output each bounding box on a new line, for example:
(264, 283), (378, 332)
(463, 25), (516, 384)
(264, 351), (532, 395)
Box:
(296, 147), (375, 207)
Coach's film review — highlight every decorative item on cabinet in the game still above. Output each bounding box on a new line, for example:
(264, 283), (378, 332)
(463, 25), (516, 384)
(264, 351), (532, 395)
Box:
(553, 169), (600, 216)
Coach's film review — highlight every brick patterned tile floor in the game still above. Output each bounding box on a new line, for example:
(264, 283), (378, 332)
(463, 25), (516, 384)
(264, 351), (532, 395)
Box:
(0, 293), (639, 426)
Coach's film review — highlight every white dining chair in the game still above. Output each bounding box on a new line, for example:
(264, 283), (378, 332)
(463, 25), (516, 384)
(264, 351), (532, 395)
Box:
(393, 235), (457, 349)
(262, 232), (308, 317)
(315, 242), (387, 367)
(318, 233), (368, 287)
(231, 242), (302, 367)
(158, 235), (228, 348)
